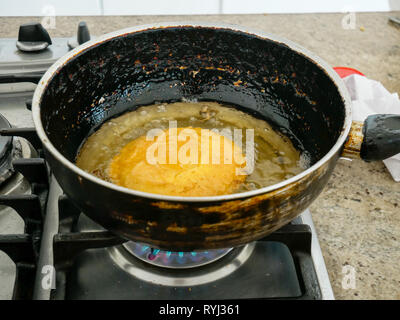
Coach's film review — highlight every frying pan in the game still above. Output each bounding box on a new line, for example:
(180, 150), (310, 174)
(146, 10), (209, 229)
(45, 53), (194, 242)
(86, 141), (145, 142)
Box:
(31, 23), (400, 251)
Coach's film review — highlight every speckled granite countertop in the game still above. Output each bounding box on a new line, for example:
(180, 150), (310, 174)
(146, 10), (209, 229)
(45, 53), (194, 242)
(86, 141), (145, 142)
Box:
(1, 13), (399, 300)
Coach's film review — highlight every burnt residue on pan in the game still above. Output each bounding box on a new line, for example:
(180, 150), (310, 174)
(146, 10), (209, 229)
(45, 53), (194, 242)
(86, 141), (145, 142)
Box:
(40, 26), (345, 165)
(37, 26), (347, 250)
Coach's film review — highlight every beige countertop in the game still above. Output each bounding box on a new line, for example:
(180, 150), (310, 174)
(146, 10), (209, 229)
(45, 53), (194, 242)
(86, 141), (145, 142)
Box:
(1, 12), (399, 299)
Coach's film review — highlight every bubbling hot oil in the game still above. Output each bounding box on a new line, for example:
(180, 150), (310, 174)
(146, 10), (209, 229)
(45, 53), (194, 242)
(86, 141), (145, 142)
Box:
(76, 101), (309, 195)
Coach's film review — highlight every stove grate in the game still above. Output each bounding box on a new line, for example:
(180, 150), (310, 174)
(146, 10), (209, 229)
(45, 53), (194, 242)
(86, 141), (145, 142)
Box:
(0, 127), (49, 299)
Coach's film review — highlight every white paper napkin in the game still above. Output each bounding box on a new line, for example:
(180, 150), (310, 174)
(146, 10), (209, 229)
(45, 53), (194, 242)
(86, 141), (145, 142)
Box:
(342, 74), (400, 182)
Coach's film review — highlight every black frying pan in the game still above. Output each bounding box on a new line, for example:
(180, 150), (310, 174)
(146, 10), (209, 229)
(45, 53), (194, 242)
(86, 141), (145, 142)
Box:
(31, 23), (400, 251)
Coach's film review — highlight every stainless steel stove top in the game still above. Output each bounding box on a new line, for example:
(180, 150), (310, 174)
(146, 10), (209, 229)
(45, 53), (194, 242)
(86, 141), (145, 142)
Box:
(0, 22), (335, 300)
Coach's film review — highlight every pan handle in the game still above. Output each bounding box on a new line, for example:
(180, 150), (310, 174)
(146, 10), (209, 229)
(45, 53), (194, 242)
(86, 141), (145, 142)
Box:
(342, 114), (400, 161)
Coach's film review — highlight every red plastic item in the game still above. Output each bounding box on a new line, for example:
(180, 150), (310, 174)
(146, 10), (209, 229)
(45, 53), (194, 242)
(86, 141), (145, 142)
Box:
(333, 66), (365, 79)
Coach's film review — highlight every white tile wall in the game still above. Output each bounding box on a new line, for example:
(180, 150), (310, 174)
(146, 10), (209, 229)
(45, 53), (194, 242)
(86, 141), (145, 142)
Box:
(0, 0), (399, 16)
(222, 0), (400, 14)
(102, 0), (221, 15)
(0, 0), (102, 16)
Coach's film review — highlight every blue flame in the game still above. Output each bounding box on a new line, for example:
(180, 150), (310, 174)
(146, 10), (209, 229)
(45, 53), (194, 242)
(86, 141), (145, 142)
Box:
(133, 242), (228, 267)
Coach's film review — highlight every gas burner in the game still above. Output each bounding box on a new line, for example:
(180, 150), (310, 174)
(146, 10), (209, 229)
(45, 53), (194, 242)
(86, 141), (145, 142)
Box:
(123, 242), (233, 269)
(109, 242), (255, 287)
(0, 138), (34, 196)
(0, 113), (37, 196)
(0, 113), (14, 185)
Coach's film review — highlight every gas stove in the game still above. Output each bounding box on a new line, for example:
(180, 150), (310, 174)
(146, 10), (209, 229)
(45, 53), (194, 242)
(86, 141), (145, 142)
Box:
(0, 22), (334, 300)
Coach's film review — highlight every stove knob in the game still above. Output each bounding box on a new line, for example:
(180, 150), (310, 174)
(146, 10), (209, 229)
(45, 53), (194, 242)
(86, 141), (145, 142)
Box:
(16, 22), (52, 52)
(68, 22), (91, 50)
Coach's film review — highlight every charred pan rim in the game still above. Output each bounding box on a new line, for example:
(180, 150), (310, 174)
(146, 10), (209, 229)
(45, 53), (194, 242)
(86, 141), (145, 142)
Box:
(32, 21), (352, 203)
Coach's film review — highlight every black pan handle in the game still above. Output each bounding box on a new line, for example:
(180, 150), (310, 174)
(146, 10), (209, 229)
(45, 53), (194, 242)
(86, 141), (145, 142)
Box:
(360, 114), (400, 161)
